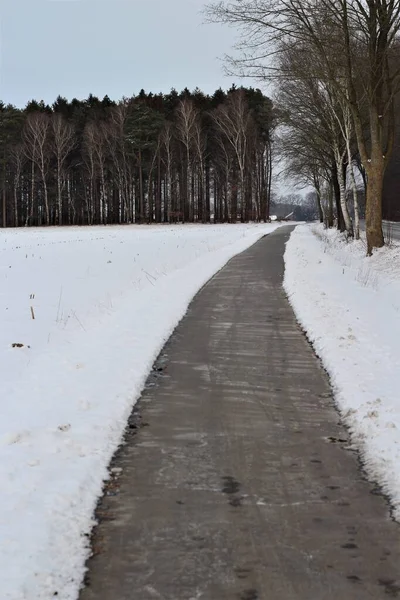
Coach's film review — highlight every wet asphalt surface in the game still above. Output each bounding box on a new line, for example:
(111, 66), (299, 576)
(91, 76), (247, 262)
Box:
(80, 226), (400, 600)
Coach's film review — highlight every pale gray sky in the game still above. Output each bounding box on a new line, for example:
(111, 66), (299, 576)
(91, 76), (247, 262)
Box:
(0, 0), (256, 108)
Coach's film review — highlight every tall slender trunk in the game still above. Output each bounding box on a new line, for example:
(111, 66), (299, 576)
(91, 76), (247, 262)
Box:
(197, 162), (204, 223)
(332, 164), (344, 232)
(348, 161), (360, 240)
(205, 160), (211, 223)
(99, 166), (106, 225)
(231, 167), (238, 223)
(147, 152), (158, 224)
(223, 179), (229, 222)
(267, 140), (273, 221)
(240, 168), (245, 222)
(134, 177), (139, 223)
(27, 161), (35, 226)
(138, 150), (144, 223)
(335, 153), (353, 235)
(260, 153), (265, 222)
(89, 178), (94, 225)
(2, 185), (6, 228)
(13, 184), (18, 227)
(42, 172), (49, 226)
(186, 147), (191, 222)
(327, 180), (334, 228)
(314, 180), (324, 224)
(57, 159), (63, 225)
(156, 154), (162, 223)
(148, 176), (154, 224)
(164, 163), (171, 223)
(67, 178), (75, 225)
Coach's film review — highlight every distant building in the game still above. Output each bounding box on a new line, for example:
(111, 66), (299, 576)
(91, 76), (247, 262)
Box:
(271, 203), (298, 220)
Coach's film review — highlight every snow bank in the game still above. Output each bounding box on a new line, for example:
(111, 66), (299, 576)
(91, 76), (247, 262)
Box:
(284, 224), (400, 517)
(0, 223), (281, 600)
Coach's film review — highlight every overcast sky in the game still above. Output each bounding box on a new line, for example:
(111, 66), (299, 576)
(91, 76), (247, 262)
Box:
(0, 0), (258, 108)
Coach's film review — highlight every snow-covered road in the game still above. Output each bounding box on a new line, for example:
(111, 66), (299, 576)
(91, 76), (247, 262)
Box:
(0, 223), (281, 600)
(285, 224), (400, 520)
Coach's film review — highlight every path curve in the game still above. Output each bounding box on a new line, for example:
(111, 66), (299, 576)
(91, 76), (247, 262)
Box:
(80, 226), (400, 600)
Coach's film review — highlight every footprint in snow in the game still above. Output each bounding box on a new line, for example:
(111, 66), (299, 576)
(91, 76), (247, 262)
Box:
(58, 424), (71, 432)
(4, 430), (31, 445)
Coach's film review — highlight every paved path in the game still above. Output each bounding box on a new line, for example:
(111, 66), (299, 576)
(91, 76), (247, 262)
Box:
(80, 226), (400, 600)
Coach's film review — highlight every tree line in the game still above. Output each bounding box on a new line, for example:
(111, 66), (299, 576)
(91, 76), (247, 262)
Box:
(0, 87), (275, 228)
(207, 0), (400, 254)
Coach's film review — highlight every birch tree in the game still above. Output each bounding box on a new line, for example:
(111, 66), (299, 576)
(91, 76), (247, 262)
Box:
(10, 144), (24, 227)
(193, 118), (207, 222)
(23, 113), (51, 226)
(51, 114), (76, 225)
(175, 99), (198, 221)
(212, 89), (252, 222)
(161, 121), (175, 222)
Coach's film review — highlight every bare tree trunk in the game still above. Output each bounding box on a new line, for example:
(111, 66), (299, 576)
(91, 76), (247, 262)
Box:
(138, 150), (144, 223)
(327, 180), (334, 228)
(186, 146), (191, 222)
(40, 167), (49, 226)
(267, 140), (273, 220)
(335, 150), (353, 235)
(332, 164), (344, 232)
(23, 113), (51, 226)
(156, 153), (162, 223)
(89, 179), (94, 225)
(67, 178), (75, 225)
(99, 166), (106, 225)
(365, 161), (385, 255)
(231, 167), (238, 222)
(28, 161), (35, 226)
(165, 167), (170, 223)
(348, 161), (360, 240)
(2, 185), (6, 228)
(57, 159), (62, 225)
(13, 186), (18, 227)
(314, 180), (324, 224)
(148, 175), (154, 224)
(205, 159), (211, 222)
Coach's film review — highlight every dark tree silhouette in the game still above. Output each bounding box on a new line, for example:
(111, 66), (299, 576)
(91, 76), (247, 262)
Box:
(0, 88), (275, 227)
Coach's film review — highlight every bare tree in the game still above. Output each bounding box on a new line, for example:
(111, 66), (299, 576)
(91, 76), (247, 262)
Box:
(175, 99), (198, 221)
(161, 121), (175, 222)
(277, 55), (343, 229)
(83, 122), (108, 225)
(23, 113), (51, 225)
(193, 118), (207, 222)
(206, 0), (400, 252)
(2, 88), (276, 228)
(107, 103), (133, 223)
(10, 144), (25, 227)
(213, 131), (233, 222)
(82, 123), (96, 225)
(325, 89), (361, 238)
(212, 89), (252, 221)
(279, 41), (362, 235)
(51, 114), (76, 225)
(147, 135), (162, 223)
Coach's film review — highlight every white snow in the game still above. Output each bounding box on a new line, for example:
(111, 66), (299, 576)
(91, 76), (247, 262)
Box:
(0, 223), (281, 600)
(285, 224), (400, 518)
